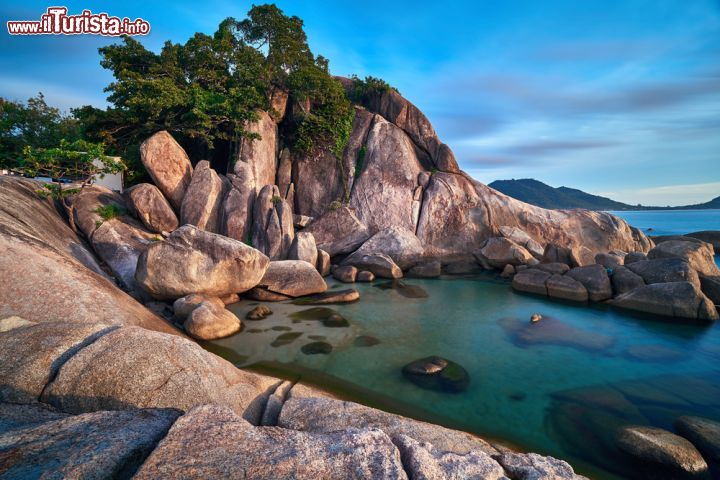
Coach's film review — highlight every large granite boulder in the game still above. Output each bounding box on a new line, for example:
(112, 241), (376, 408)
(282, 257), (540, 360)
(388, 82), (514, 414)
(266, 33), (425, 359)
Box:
(0, 322), (114, 404)
(613, 282), (718, 321)
(289, 232), (318, 266)
(699, 275), (720, 305)
(252, 184), (295, 260)
(344, 253), (403, 279)
(498, 225), (545, 258)
(236, 110), (277, 192)
(124, 183), (178, 233)
(343, 226), (424, 270)
(139, 131), (193, 211)
(687, 231), (720, 251)
(42, 326), (279, 422)
(566, 264), (613, 302)
(0, 402), (68, 433)
(616, 426), (708, 477)
(279, 396), (498, 455)
(611, 266), (646, 296)
(341, 107), (376, 195)
(349, 116), (426, 234)
(648, 239), (719, 277)
(0, 405), (180, 479)
(626, 257), (701, 289)
(135, 225), (269, 299)
(476, 237), (536, 269)
(180, 160), (225, 233)
(674, 415), (720, 463)
(222, 163), (256, 243)
(512, 269), (551, 296)
(546, 274), (588, 302)
(304, 206), (371, 256)
(0, 178), (176, 333)
(134, 404), (407, 479)
(256, 260), (328, 297)
(292, 148), (345, 218)
(184, 300), (241, 340)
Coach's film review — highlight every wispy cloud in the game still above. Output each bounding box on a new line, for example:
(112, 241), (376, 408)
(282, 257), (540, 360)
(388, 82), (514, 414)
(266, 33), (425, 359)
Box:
(598, 181), (720, 206)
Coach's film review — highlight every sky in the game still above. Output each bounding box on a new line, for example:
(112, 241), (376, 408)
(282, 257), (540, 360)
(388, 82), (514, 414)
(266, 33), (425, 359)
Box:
(1, 1), (719, 206)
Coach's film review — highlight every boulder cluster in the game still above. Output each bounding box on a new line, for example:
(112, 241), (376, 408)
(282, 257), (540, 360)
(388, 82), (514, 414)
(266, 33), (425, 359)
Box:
(509, 237), (719, 321)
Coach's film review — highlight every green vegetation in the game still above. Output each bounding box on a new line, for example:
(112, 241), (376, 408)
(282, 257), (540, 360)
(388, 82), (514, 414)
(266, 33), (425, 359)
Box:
(355, 145), (367, 178)
(328, 199), (342, 211)
(18, 139), (123, 200)
(348, 75), (398, 104)
(95, 203), (125, 221)
(270, 194), (283, 204)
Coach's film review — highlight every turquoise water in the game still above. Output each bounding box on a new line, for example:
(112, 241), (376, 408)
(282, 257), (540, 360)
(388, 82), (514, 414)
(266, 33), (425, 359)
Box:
(210, 275), (720, 479)
(608, 209), (720, 236)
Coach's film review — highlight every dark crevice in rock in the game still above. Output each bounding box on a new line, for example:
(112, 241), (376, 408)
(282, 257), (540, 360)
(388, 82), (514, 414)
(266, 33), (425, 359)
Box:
(38, 325), (120, 404)
(259, 379), (298, 426)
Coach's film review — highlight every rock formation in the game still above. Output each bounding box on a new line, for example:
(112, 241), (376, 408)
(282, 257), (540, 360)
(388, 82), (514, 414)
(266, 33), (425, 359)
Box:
(139, 130), (193, 211)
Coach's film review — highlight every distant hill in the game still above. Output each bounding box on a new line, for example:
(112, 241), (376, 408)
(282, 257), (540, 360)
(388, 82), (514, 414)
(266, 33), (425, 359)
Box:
(488, 178), (720, 211)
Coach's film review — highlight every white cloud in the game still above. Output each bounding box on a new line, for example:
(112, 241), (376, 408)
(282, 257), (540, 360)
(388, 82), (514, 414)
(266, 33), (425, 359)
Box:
(598, 181), (720, 207)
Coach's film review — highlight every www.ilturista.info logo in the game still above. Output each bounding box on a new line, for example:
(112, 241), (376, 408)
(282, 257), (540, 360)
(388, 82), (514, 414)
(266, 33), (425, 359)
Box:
(7, 7), (150, 36)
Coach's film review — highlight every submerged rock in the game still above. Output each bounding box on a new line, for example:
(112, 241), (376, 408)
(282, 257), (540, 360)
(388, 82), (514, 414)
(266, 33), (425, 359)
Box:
(402, 356), (469, 393)
(499, 316), (615, 353)
(375, 280), (429, 299)
(301, 341), (333, 355)
(270, 331), (303, 347)
(292, 289), (360, 305)
(246, 305), (272, 320)
(353, 335), (381, 347)
(323, 313), (350, 328)
(616, 425), (708, 477)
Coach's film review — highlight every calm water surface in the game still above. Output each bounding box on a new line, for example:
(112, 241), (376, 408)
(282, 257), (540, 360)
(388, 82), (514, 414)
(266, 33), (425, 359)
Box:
(609, 209), (720, 236)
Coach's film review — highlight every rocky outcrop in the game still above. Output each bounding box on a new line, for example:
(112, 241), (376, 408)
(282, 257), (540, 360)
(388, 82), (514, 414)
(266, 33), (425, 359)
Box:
(0, 404), (179, 479)
(610, 266), (646, 296)
(648, 239), (719, 277)
(333, 265), (358, 283)
(124, 183), (179, 233)
(184, 300), (241, 340)
(236, 110), (277, 192)
(0, 178), (176, 333)
(316, 248), (331, 276)
(344, 226), (424, 270)
(180, 160), (225, 232)
(546, 274), (588, 302)
(136, 225), (269, 299)
(686, 231), (720, 251)
(512, 269), (551, 296)
(499, 225), (545, 258)
(613, 282), (718, 321)
(350, 116), (427, 234)
(252, 184), (295, 260)
(292, 148), (345, 218)
(221, 163), (256, 243)
(475, 237), (536, 269)
(342, 107), (375, 195)
(139, 130), (193, 211)
(343, 252), (403, 279)
(256, 260), (328, 297)
(134, 404), (407, 479)
(566, 265), (612, 302)
(304, 205), (371, 256)
(289, 231), (318, 266)
(626, 257), (700, 289)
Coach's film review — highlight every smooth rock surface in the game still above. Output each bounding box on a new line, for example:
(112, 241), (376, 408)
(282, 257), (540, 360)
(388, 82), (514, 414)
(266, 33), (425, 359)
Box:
(136, 225), (269, 299)
(611, 266), (646, 296)
(674, 415), (720, 463)
(180, 160), (224, 232)
(221, 165), (255, 243)
(293, 289), (360, 305)
(345, 226), (424, 270)
(344, 252), (403, 279)
(497, 452), (586, 480)
(627, 257), (701, 289)
(289, 232), (318, 266)
(124, 183), (179, 233)
(139, 130), (193, 211)
(305, 206), (371, 256)
(648, 239), (719, 277)
(408, 260), (442, 278)
(316, 248), (331, 276)
(236, 110), (277, 192)
(252, 184), (295, 260)
(566, 264), (613, 302)
(257, 260), (328, 297)
(333, 265), (358, 283)
(512, 269), (551, 296)
(476, 236), (536, 268)
(546, 274), (589, 302)
(613, 282), (718, 321)
(184, 301), (241, 340)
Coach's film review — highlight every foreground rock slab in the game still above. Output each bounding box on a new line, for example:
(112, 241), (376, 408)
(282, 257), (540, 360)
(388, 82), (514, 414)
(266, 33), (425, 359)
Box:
(134, 404), (407, 480)
(41, 326), (279, 422)
(0, 404), (179, 480)
(136, 225), (269, 299)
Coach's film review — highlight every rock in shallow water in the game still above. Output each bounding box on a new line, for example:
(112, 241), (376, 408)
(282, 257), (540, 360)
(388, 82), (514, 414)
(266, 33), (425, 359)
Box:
(402, 356), (469, 393)
(292, 289), (360, 305)
(374, 280), (429, 299)
(246, 305), (272, 320)
(499, 316), (615, 353)
(674, 415), (720, 464)
(301, 341), (333, 355)
(613, 281), (718, 321)
(184, 301), (241, 340)
(256, 260), (328, 298)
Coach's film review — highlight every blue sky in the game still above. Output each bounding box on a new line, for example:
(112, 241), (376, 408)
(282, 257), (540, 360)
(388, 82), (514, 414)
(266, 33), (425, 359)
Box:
(2, 1), (719, 205)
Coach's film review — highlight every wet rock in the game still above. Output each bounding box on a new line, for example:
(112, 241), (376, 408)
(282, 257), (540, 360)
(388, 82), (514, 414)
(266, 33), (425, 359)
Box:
(354, 335), (381, 347)
(499, 316), (615, 352)
(536, 262), (570, 275)
(530, 313), (542, 323)
(595, 252), (624, 269)
(257, 260), (328, 297)
(0, 322), (113, 404)
(627, 257), (701, 289)
(375, 280), (429, 299)
(136, 225), (269, 300)
(476, 237), (536, 268)
(625, 252), (648, 264)
(402, 356), (469, 393)
(611, 266), (646, 296)
(546, 274), (588, 302)
(293, 289), (360, 305)
(245, 287), (292, 302)
(246, 305), (272, 320)
(301, 341), (333, 355)
(221, 165), (255, 243)
(497, 452), (586, 480)
(613, 281), (718, 321)
(395, 434), (507, 480)
(124, 183), (179, 233)
(344, 252), (403, 279)
(180, 160), (225, 233)
(134, 404), (407, 479)
(345, 226), (424, 270)
(408, 260), (442, 278)
(139, 130), (193, 211)
(357, 270), (375, 282)
(333, 265), (358, 283)
(0, 407), (180, 479)
(252, 184), (294, 260)
(179, 299), (239, 340)
(649, 239), (719, 277)
(289, 231), (318, 266)
(42, 326), (279, 421)
(316, 248), (331, 276)
(616, 425), (708, 477)
(675, 416), (720, 463)
(323, 313), (350, 328)
(512, 269), (551, 296)
(271, 331), (303, 347)
(566, 264), (612, 302)
(304, 206), (371, 256)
